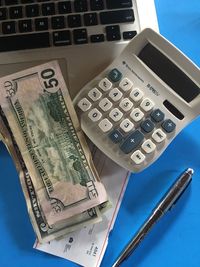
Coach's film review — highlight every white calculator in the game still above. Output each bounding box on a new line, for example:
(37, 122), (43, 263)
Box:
(74, 28), (200, 172)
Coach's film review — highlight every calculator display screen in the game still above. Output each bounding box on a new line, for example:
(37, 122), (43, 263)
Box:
(138, 43), (200, 102)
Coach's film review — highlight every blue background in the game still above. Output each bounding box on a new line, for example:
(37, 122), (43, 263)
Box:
(1, 1), (200, 266)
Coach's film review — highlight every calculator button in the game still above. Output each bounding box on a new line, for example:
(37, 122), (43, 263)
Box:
(109, 88), (123, 102)
(108, 68), (122, 82)
(88, 87), (102, 101)
(140, 119), (154, 133)
(130, 88), (144, 102)
(130, 108), (144, 122)
(120, 118), (134, 133)
(140, 98), (154, 112)
(151, 109), (165, 122)
(109, 129), (123, 143)
(141, 139), (156, 153)
(152, 129), (166, 143)
(98, 78), (112, 91)
(99, 97), (113, 111)
(109, 108), (123, 122)
(162, 119), (176, 133)
(88, 108), (102, 122)
(130, 150), (145, 164)
(120, 130), (144, 154)
(119, 98), (133, 112)
(98, 118), (113, 132)
(119, 77), (133, 91)
(77, 98), (91, 111)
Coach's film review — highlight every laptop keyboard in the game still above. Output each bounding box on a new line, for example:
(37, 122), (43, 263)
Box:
(0, 0), (137, 52)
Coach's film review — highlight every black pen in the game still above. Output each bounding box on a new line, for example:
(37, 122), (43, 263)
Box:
(112, 168), (194, 267)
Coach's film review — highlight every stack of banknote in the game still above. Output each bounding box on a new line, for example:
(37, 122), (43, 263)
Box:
(0, 61), (108, 243)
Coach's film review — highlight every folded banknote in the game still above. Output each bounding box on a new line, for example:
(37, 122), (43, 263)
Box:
(0, 61), (108, 242)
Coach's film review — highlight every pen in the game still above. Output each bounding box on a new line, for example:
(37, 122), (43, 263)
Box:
(112, 168), (194, 267)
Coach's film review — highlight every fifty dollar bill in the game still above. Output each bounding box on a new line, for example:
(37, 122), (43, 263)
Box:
(0, 61), (107, 228)
(0, 111), (102, 243)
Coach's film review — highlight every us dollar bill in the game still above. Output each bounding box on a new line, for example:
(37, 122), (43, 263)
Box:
(0, 109), (102, 243)
(0, 61), (107, 227)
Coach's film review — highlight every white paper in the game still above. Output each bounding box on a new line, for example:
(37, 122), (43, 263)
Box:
(34, 147), (130, 267)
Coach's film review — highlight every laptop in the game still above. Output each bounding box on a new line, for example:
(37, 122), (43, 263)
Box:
(0, 0), (159, 99)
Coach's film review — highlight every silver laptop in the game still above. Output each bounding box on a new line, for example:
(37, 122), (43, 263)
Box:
(0, 0), (158, 99)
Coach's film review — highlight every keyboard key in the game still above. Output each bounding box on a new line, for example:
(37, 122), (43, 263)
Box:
(74, 0), (88, 12)
(162, 119), (176, 133)
(119, 77), (133, 91)
(130, 150), (145, 164)
(0, 8), (7, 20)
(98, 118), (113, 132)
(5, 0), (18, 5)
(42, 2), (55, 16)
(0, 32), (50, 52)
(152, 129), (166, 143)
(88, 88), (102, 101)
(141, 139), (156, 154)
(119, 98), (133, 112)
(2, 21), (16, 34)
(90, 34), (104, 43)
(77, 98), (91, 111)
(123, 30), (137, 40)
(106, 25), (121, 41)
(130, 88), (144, 102)
(109, 108), (123, 122)
(53, 30), (71, 46)
(73, 28), (88, 44)
(151, 109), (165, 122)
(106, 0), (132, 9)
(100, 9), (134, 25)
(68, 14), (81, 28)
(51, 16), (65, 29)
(18, 19), (32, 32)
(140, 119), (154, 133)
(109, 88), (123, 102)
(140, 98), (154, 112)
(98, 78), (112, 91)
(120, 118), (134, 133)
(108, 68), (122, 82)
(120, 129), (144, 154)
(35, 17), (48, 31)
(84, 13), (98, 26)
(90, 0), (104, 10)
(26, 4), (39, 17)
(130, 108), (144, 122)
(88, 108), (102, 122)
(21, 0), (35, 3)
(9, 6), (23, 19)
(98, 97), (112, 111)
(58, 1), (72, 14)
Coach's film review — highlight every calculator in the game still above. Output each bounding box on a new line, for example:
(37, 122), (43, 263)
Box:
(74, 28), (200, 172)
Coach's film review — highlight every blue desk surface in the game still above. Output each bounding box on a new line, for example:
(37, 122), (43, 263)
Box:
(1, 1), (200, 266)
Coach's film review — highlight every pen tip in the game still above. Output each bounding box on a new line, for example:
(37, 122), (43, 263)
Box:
(186, 168), (194, 175)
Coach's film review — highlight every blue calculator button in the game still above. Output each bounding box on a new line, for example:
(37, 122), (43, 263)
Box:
(108, 68), (122, 82)
(162, 119), (176, 133)
(109, 129), (123, 143)
(140, 119), (154, 133)
(120, 130), (144, 154)
(150, 109), (165, 122)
